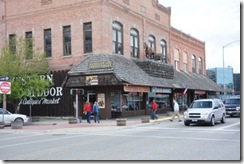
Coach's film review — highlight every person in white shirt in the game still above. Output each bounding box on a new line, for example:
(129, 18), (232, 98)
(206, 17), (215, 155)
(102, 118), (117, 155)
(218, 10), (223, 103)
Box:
(169, 98), (182, 122)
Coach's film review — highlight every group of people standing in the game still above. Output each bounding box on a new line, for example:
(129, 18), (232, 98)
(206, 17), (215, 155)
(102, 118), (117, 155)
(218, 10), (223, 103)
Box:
(83, 101), (100, 124)
(150, 98), (182, 122)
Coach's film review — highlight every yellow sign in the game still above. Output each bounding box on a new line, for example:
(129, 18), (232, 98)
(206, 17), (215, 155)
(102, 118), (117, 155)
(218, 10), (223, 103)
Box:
(88, 61), (112, 69)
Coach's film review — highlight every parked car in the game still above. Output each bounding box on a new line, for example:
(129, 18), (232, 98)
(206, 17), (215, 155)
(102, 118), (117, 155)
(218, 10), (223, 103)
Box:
(224, 95), (240, 117)
(0, 108), (29, 126)
(183, 99), (226, 126)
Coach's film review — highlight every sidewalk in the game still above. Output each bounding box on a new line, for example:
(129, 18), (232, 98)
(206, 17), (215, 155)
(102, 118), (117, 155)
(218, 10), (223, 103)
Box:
(0, 113), (182, 132)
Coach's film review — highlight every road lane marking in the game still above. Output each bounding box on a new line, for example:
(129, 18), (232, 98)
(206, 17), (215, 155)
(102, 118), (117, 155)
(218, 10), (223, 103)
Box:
(216, 122), (240, 130)
(0, 134), (90, 148)
(0, 133), (44, 141)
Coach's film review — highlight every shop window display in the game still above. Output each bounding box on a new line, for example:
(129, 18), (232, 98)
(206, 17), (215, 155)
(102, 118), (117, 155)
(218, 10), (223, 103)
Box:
(111, 92), (143, 112)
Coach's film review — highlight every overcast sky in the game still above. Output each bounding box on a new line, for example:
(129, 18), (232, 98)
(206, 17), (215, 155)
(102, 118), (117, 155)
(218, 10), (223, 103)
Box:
(158, 0), (240, 73)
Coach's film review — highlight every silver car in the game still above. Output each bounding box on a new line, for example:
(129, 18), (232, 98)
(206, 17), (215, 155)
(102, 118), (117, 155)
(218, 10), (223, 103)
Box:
(0, 108), (29, 126)
(183, 99), (226, 126)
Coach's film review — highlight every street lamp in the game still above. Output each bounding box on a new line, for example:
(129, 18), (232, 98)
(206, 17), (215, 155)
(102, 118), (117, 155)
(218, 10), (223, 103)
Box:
(223, 40), (239, 100)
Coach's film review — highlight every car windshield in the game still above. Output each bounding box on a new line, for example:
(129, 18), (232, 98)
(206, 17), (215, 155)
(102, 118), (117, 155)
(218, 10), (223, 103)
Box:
(0, 108), (9, 114)
(189, 101), (212, 108)
(225, 99), (240, 104)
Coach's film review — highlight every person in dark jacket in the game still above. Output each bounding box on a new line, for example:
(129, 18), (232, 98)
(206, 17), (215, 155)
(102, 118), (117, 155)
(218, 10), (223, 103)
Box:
(84, 101), (92, 123)
(92, 101), (100, 123)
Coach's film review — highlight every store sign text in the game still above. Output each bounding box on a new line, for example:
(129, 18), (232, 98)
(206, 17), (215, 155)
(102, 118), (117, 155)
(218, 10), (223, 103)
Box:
(19, 74), (63, 105)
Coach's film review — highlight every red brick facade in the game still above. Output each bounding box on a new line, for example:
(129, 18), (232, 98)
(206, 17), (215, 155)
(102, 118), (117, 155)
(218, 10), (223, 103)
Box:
(0, 0), (205, 74)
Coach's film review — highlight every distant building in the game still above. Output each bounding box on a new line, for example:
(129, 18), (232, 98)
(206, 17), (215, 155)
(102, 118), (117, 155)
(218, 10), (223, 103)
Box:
(207, 67), (234, 100)
(233, 73), (240, 95)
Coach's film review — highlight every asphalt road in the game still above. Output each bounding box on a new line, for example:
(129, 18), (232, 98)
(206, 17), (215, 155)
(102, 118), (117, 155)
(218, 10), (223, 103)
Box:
(0, 116), (240, 161)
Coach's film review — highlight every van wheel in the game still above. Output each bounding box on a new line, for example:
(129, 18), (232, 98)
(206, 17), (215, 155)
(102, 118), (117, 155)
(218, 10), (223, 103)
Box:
(221, 114), (226, 123)
(209, 116), (215, 126)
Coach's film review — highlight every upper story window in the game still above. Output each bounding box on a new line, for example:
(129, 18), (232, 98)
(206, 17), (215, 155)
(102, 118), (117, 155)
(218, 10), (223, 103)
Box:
(198, 57), (203, 74)
(112, 21), (123, 55)
(9, 34), (16, 55)
(160, 40), (167, 63)
(44, 29), (52, 58)
(130, 28), (139, 58)
(25, 31), (33, 60)
(84, 22), (92, 53)
(63, 25), (71, 56)
(174, 48), (180, 70)
(192, 55), (196, 73)
(148, 35), (156, 52)
(183, 52), (188, 72)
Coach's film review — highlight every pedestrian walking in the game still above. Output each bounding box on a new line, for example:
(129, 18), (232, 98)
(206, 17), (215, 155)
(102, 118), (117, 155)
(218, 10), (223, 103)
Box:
(92, 101), (100, 123)
(169, 98), (182, 122)
(84, 101), (92, 123)
(151, 100), (159, 120)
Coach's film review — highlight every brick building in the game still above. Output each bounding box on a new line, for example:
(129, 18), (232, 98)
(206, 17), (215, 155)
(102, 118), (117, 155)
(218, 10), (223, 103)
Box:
(0, 0), (222, 119)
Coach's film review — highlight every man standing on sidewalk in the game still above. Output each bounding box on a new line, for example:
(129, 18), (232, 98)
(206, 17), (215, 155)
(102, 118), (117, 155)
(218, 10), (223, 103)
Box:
(169, 98), (182, 122)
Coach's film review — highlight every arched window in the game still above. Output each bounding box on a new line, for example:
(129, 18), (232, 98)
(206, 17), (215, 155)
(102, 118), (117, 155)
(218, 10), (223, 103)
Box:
(192, 55), (196, 73)
(198, 57), (203, 74)
(130, 28), (139, 58)
(174, 49), (180, 70)
(148, 35), (156, 52)
(160, 40), (167, 63)
(183, 52), (188, 72)
(112, 21), (123, 55)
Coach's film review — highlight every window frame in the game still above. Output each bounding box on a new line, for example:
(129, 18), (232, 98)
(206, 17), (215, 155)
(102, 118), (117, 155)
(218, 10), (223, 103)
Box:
(25, 31), (33, 60)
(160, 39), (167, 63)
(44, 28), (52, 58)
(63, 25), (71, 56)
(9, 34), (16, 55)
(83, 22), (92, 54)
(148, 35), (156, 52)
(192, 55), (196, 73)
(112, 21), (123, 55)
(198, 57), (203, 74)
(130, 28), (139, 58)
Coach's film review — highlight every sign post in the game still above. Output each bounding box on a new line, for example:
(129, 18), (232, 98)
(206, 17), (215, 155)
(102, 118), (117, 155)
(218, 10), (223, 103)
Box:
(70, 88), (84, 123)
(0, 80), (11, 126)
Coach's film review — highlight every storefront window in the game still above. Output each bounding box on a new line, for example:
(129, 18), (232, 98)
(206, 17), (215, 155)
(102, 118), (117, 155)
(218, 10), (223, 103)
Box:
(174, 93), (188, 110)
(148, 92), (170, 109)
(111, 92), (144, 112)
(111, 92), (121, 112)
(121, 92), (143, 111)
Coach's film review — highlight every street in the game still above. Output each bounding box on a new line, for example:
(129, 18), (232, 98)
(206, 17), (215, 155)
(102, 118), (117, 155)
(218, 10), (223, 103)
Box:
(0, 116), (240, 160)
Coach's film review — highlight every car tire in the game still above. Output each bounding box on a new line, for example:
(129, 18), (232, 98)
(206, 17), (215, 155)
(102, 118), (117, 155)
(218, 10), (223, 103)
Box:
(184, 121), (190, 126)
(209, 116), (215, 126)
(221, 114), (226, 123)
(14, 118), (24, 123)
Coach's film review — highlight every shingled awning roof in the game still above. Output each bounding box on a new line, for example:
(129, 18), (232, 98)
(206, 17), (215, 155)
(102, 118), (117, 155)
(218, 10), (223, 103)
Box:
(67, 54), (223, 92)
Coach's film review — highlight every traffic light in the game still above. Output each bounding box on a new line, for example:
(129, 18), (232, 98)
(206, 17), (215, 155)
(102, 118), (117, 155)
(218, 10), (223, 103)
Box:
(70, 89), (84, 95)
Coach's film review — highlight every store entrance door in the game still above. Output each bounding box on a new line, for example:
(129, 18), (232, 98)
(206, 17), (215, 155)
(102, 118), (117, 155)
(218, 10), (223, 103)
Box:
(87, 93), (96, 105)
